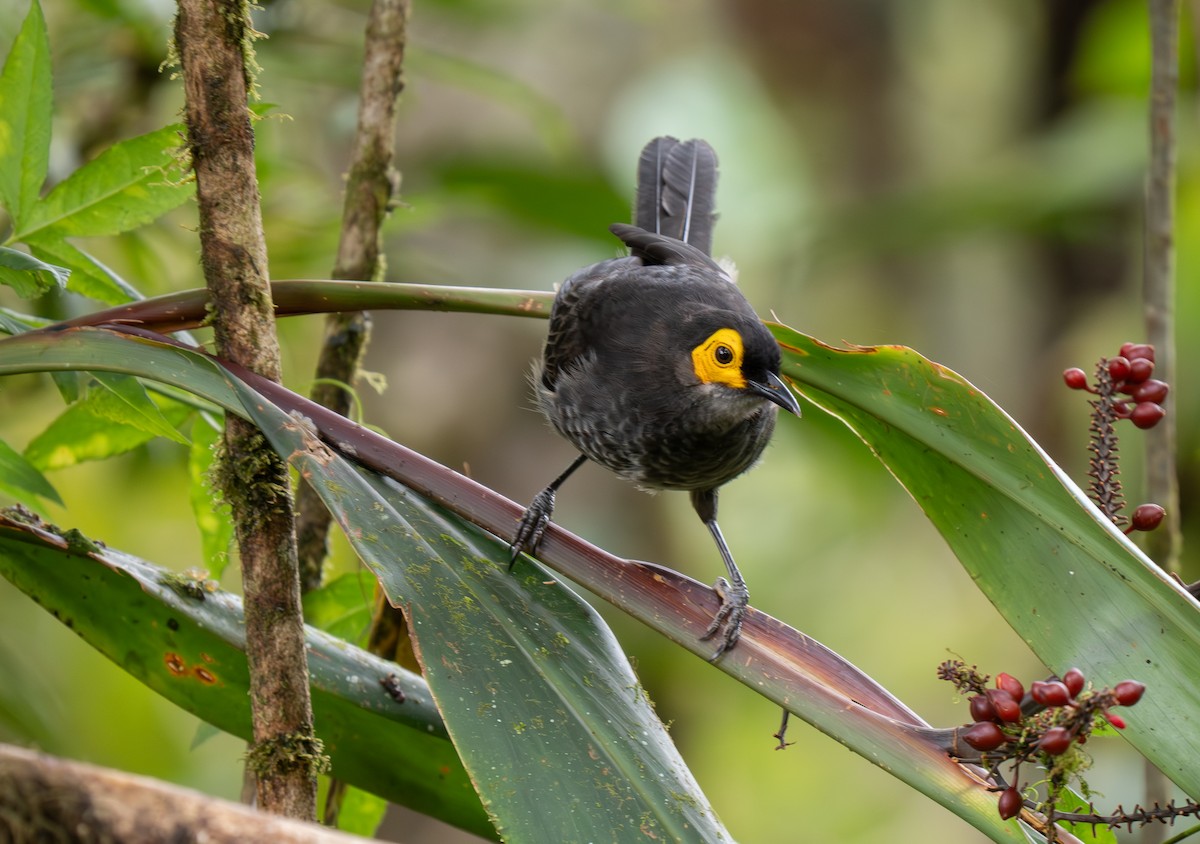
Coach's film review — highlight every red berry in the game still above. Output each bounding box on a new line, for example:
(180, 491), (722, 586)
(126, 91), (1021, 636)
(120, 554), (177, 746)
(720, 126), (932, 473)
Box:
(1130, 402), (1166, 429)
(1120, 342), (1155, 363)
(997, 787), (1023, 820)
(970, 694), (997, 723)
(1130, 504), (1165, 532)
(1106, 712), (1127, 730)
(1030, 680), (1071, 707)
(1039, 726), (1073, 755)
(1114, 680), (1146, 707)
(963, 720), (1007, 751)
(1132, 379), (1169, 404)
(987, 688), (1022, 723)
(1107, 357), (1131, 381)
(1061, 668), (1086, 698)
(1063, 368), (1089, 390)
(1128, 358), (1154, 383)
(996, 672), (1024, 702)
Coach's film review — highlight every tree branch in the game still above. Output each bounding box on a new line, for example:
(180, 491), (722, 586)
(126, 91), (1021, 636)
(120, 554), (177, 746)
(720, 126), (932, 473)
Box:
(1143, 0), (1181, 571)
(0, 744), (360, 844)
(1143, 1), (1181, 836)
(296, 0), (411, 592)
(173, 0), (318, 818)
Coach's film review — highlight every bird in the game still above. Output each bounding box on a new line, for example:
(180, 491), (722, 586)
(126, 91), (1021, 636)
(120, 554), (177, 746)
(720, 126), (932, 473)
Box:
(511, 136), (801, 660)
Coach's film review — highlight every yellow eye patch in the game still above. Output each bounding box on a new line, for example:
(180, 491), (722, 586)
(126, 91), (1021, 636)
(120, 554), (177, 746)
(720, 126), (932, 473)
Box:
(691, 328), (746, 388)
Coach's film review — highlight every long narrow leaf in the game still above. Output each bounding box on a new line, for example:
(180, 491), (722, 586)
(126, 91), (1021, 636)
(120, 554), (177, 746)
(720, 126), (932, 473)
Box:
(777, 328), (1200, 798)
(0, 436), (61, 506)
(233, 377), (734, 843)
(0, 0), (51, 228)
(25, 237), (144, 304)
(0, 510), (494, 839)
(0, 323), (1026, 842)
(0, 245), (67, 298)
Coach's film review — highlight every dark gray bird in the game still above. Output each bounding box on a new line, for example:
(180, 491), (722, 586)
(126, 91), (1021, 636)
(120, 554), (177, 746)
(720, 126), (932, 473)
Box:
(512, 136), (800, 659)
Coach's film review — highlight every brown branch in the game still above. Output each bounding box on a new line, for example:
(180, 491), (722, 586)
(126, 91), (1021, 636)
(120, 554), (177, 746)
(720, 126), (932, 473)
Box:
(0, 744), (360, 844)
(296, 0), (411, 593)
(1143, 0), (1182, 572)
(1144, 1), (1182, 836)
(173, 0), (318, 818)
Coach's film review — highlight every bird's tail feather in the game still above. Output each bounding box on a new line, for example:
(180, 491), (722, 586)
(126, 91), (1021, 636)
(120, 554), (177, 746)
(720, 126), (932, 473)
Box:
(633, 136), (718, 256)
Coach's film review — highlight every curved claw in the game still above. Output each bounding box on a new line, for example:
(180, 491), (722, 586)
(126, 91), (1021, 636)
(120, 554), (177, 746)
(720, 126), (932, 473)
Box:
(700, 576), (749, 661)
(509, 487), (556, 567)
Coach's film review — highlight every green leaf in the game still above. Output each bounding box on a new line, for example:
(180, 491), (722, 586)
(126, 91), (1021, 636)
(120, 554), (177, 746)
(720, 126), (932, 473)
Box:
(302, 570), (374, 647)
(25, 237), (141, 304)
(0, 0), (51, 227)
(0, 436), (61, 507)
(236, 378), (733, 843)
(327, 783), (389, 838)
(24, 388), (194, 470)
(0, 307), (51, 336)
(0, 245), (67, 298)
(776, 327), (1200, 799)
(88, 372), (190, 445)
(0, 309), (1041, 842)
(1053, 788), (1119, 844)
(188, 415), (232, 580)
(0, 317), (1154, 842)
(17, 124), (193, 240)
(0, 512), (494, 839)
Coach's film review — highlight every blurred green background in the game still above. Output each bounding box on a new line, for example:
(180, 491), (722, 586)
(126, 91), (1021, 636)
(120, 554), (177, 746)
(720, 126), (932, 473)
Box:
(1, 0), (1197, 840)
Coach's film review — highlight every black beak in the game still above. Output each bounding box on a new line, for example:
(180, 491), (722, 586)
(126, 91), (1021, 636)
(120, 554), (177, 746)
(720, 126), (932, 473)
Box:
(749, 372), (802, 416)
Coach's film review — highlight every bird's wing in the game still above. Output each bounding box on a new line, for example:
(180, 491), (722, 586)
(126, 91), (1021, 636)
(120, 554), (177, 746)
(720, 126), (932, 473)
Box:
(609, 223), (728, 277)
(540, 257), (638, 390)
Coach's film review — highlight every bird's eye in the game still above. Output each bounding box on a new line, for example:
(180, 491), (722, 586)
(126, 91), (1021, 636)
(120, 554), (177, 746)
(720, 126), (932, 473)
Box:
(714, 345), (734, 365)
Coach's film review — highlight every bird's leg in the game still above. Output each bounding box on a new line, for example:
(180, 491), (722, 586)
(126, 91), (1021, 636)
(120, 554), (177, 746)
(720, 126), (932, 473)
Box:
(773, 709), (793, 750)
(510, 453), (588, 566)
(690, 489), (750, 661)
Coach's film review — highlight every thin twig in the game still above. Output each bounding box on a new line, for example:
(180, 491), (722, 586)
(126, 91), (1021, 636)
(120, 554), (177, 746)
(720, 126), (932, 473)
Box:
(296, 0), (411, 592)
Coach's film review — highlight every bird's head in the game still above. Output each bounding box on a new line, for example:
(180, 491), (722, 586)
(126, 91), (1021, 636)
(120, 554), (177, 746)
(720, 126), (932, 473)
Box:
(681, 311), (801, 418)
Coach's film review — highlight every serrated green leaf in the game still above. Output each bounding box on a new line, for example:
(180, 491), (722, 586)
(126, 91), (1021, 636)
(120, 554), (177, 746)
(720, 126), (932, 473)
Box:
(0, 245), (67, 298)
(0, 513), (494, 839)
(0, 436), (61, 506)
(302, 570), (374, 647)
(188, 414), (232, 579)
(26, 234), (142, 304)
(17, 124), (192, 241)
(88, 372), (189, 445)
(24, 388), (194, 470)
(235, 378), (733, 844)
(0, 0), (51, 227)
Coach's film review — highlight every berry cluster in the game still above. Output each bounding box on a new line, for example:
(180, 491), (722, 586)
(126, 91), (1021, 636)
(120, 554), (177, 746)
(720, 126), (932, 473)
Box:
(1063, 342), (1167, 430)
(938, 660), (1145, 825)
(1062, 342), (1168, 533)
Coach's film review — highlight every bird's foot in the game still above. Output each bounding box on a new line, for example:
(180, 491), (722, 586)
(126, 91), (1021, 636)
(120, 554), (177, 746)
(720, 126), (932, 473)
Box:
(700, 576), (749, 661)
(509, 487), (556, 567)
